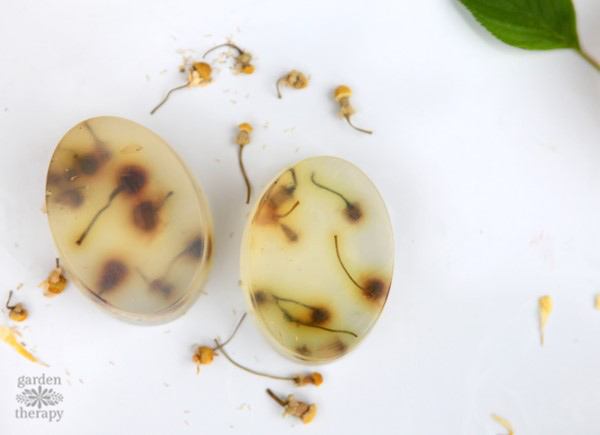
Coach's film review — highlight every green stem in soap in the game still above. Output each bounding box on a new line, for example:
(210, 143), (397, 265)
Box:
(75, 184), (125, 246)
(150, 81), (191, 115)
(576, 48), (600, 73)
(334, 235), (387, 302)
(334, 234), (364, 291)
(274, 201), (300, 218)
(272, 294), (358, 337)
(310, 172), (362, 222)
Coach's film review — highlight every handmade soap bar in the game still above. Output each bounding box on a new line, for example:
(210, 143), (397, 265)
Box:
(45, 117), (212, 324)
(241, 156), (393, 363)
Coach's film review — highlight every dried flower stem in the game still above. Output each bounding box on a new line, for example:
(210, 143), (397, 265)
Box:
(272, 294), (358, 337)
(203, 43), (242, 58)
(214, 338), (292, 381)
(334, 234), (364, 291)
(311, 172), (362, 221)
(76, 184), (125, 245)
(238, 144), (251, 204)
(266, 388), (286, 406)
(274, 201), (300, 218)
(276, 78), (285, 99)
(5, 291), (14, 310)
(344, 115), (372, 135)
(150, 82), (191, 115)
(212, 313), (247, 351)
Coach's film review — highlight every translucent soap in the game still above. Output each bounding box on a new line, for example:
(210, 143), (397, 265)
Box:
(240, 156), (394, 363)
(45, 117), (213, 324)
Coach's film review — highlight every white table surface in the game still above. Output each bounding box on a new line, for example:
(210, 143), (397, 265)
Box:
(1, 0), (600, 434)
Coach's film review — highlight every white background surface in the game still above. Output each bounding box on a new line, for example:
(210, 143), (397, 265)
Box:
(1, 0), (600, 434)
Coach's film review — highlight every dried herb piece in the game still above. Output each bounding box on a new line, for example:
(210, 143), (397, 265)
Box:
(271, 293), (357, 337)
(236, 123), (253, 204)
(310, 172), (361, 222)
(539, 295), (553, 346)
(76, 165), (147, 245)
(334, 235), (387, 302)
(150, 62), (213, 115)
(136, 268), (174, 297)
(98, 260), (129, 295)
(132, 191), (173, 232)
(492, 414), (514, 435)
(595, 294), (600, 310)
(55, 187), (85, 208)
(5, 291), (27, 322)
(192, 346), (215, 374)
(333, 85), (372, 134)
(0, 326), (47, 366)
(203, 43), (254, 74)
(276, 70), (309, 98)
(266, 389), (317, 424)
(39, 258), (67, 297)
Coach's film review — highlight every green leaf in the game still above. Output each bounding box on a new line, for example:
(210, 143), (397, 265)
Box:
(459, 0), (580, 50)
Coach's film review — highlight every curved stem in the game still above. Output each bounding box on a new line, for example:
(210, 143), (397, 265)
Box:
(274, 201), (300, 218)
(334, 235), (366, 292)
(203, 43), (242, 59)
(345, 115), (372, 135)
(576, 48), (600, 73)
(212, 313), (247, 351)
(238, 145), (251, 204)
(76, 184), (124, 245)
(272, 294), (358, 337)
(276, 77), (284, 99)
(214, 339), (292, 381)
(5, 290), (14, 309)
(310, 172), (353, 209)
(150, 82), (190, 115)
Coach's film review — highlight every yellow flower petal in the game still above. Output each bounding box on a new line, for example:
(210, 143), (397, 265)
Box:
(0, 326), (47, 367)
(492, 414), (514, 435)
(539, 295), (552, 346)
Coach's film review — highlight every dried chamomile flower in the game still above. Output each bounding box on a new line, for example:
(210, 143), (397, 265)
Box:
(539, 295), (552, 346)
(188, 62), (213, 87)
(216, 338), (324, 387)
(333, 85), (372, 135)
(293, 372), (323, 387)
(236, 123), (253, 204)
(192, 313), (246, 374)
(5, 291), (27, 322)
(203, 43), (254, 74)
(595, 294), (600, 310)
(492, 414), (514, 435)
(276, 70), (309, 98)
(192, 346), (215, 374)
(39, 258), (67, 297)
(266, 389), (317, 424)
(0, 326), (47, 366)
(150, 61), (213, 115)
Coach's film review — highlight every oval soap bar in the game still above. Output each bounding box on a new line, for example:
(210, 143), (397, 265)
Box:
(241, 156), (393, 363)
(45, 117), (212, 324)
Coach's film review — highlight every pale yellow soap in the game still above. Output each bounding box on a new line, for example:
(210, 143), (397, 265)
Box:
(45, 117), (212, 324)
(241, 156), (394, 363)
